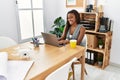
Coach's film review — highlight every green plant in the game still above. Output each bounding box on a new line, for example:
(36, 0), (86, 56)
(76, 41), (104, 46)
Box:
(98, 39), (103, 45)
(98, 56), (103, 62)
(49, 17), (65, 37)
(97, 55), (103, 66)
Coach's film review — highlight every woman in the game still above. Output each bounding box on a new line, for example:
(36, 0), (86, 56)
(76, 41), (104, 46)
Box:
(58, 9), (86, 45)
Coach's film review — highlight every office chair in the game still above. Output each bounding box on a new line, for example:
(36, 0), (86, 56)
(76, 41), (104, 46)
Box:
(0, 36), (17, 49)
(45, 57), (77, 80)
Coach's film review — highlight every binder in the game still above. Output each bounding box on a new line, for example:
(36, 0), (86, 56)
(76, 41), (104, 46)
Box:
(87, 51), (91, 64)
(91, 52), (94, 65)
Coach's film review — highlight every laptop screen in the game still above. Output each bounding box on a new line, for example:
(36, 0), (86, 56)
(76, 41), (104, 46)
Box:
(41, 32), (62, 47)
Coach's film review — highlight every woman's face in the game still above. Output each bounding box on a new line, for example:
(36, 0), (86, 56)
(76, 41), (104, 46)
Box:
(67, 13), (76, 25)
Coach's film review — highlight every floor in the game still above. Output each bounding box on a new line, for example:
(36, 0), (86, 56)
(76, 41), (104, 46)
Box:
(105, 64), (120, 74)
(73, 64), (120, 80)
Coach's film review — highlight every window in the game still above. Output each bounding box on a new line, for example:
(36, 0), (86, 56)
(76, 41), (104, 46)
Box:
(17, 0), (44, 42)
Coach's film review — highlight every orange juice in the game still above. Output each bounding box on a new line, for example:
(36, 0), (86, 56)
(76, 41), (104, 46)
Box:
(70, 40), (77, 48)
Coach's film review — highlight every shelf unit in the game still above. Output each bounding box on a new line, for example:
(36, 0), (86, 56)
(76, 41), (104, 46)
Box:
(80, 12), (112, 69)
(80, 12), (103, 32)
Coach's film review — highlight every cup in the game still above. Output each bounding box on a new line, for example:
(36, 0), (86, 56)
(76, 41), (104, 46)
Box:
(70, 40), (77, 48)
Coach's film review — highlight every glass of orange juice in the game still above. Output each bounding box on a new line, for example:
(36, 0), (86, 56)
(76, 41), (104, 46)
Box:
(70, 40), (77, 48)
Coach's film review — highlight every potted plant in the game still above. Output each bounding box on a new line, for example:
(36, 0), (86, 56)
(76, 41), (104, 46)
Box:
(98, 39), (103, 49)
(49, 17), (65, 38)
(98, 55), (103, 66)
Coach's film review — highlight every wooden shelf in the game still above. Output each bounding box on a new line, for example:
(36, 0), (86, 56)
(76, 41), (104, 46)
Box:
(86, 62), (103, 69)
(93, 62), (103, 69)
(81, 12), (112, 69)
(80, 12), (103, 15)
(86, 31), (112, 36)
(87, 48), (105, 54)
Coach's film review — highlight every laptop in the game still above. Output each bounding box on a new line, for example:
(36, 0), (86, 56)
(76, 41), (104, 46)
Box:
(41, 32), (63, 47)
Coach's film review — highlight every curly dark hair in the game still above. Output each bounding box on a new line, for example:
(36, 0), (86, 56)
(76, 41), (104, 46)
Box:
(66, 9), (80, 31)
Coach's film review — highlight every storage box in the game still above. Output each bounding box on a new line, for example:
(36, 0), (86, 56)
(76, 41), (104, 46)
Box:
(86, 34), (97, 48)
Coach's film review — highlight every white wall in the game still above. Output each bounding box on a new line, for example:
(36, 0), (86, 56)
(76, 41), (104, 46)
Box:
(103, 0), (120, 64)
(44, 0), (120, 65)
(43, 0), (58, 32)
(0, 0), (18, 42)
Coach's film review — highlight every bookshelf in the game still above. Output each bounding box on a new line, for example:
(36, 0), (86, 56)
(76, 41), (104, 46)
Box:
(80, 12), (112, 69)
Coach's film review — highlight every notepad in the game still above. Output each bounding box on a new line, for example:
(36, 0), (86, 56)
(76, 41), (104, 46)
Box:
(0, 52), (34, 80)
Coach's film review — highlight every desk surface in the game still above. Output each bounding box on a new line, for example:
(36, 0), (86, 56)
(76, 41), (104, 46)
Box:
(0, 42), (85, 80)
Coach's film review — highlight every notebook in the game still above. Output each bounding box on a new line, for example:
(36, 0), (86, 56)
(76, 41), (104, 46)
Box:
(41, 32), (63, 47)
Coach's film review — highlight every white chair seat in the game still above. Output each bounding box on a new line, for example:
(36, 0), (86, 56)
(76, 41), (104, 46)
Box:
(45, 57), (77, 80)
(0, 36), (17, 49)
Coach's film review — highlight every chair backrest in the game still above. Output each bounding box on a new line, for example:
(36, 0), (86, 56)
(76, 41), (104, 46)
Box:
(45, 57), (77, 80)
(80, 34), (87, 48)
(0, 36), (17, 49)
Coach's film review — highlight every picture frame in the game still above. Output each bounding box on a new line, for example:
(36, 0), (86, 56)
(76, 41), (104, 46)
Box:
(66, 0), (85, 7)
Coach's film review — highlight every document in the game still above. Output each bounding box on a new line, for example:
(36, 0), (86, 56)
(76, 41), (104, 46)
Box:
(0, 52), (34, 80)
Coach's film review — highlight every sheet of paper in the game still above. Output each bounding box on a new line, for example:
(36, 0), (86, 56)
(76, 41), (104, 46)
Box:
(0, 52), (8, 80)
(0, 52), (34, 80)
(7, 61), (34, 80)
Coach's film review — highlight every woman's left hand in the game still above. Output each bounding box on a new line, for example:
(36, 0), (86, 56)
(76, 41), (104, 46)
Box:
(58, 40), (69, 45)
